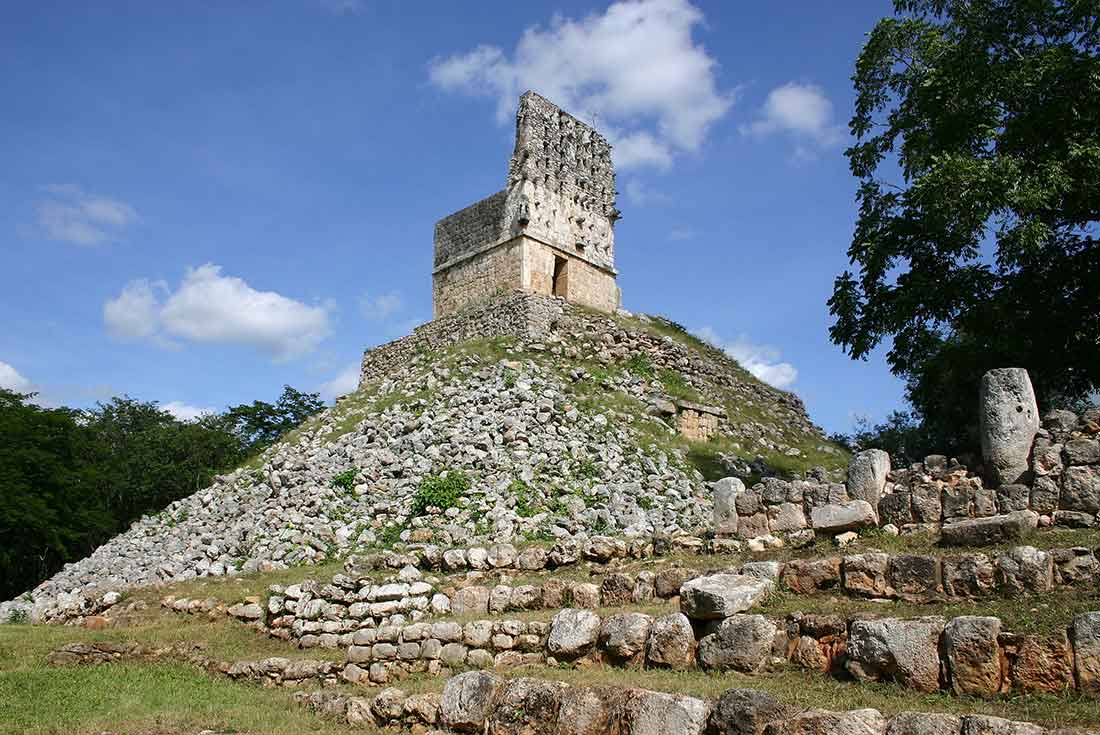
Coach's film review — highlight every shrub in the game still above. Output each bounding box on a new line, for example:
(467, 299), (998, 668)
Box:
(510, 478), (536, 518)
(330, 467), (359, 493)
(575, 458), (601, 479)
(412, 470), (470, 515)
(6, 608), (28, 625)
(625, 354), (655, 380)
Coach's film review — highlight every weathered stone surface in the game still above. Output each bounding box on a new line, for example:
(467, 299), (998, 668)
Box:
(371, 687), (406, 722)
(599, 612), (652, 666)
(600, 573), (634, 607)
(846, 617), (945, 693)
(654, 567), (698, 599)
(810, 500), (876, 534)
(996, 546), (1053, 593)
(1009, 632), (1072, 693)
(979, 368), (1040, 486)
(619, 689), (710, 735)
(944, 616), (1002, 696)
(848, 449), (891, 513)
(556, 686), (618, 735)
(709, 688), (788, 735)
(888, 555), (942, 601)
(452, 586), (490, 616)
(440, 670), (502, 732)
(942, 554), (995, 598)
(488, 676), (566, 735)
(697, 614), (778, 672)
(679, 574), (773, 620)
(547, 608), (601, 659)
(1062, 466), (1100, 513)
(886, 712), (962, 735)
(645, 612), (695, 669)
(570, 582), (601, 609)
(879, 492), (914, 527)
(715, 477), (744, 537)
(940, 511), (1038, 547)
(768, 502), (808, 533)
(782, 558), (841, 595)
(764, 709), (887, 735)
(1065, 438), (1100, 466)
(1073, 612), (1100, 693)
(960, 715), (1044, 735)
(843, 553), (892, 598)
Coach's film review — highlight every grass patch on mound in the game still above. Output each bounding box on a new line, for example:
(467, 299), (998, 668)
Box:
(0, 659), (365, 735)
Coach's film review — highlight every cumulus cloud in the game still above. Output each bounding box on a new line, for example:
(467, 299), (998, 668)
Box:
(428, 0), (733, 170)
(0, 361), (33, 393)
(162, 400), (213, 422)
(741, 82), (845, 152)
(621, 178), (669, 207)
(104, 264), (333, 361)
(697, 326), (799, 389)
(360, 290), (403, 321)
(320, 363), (361, 401)
(36, 184), (138, 245)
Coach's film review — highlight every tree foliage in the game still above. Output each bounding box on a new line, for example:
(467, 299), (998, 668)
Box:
(0, 386), (322, 600)
(830, 0), (1100, 453)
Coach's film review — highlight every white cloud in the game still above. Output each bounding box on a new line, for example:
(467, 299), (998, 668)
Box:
(36, 184), (138, 245)
(320, 363), (361, 400)
(162, 400), (213, 422)
(428, 0), (733, 170)
(360, 290), (403, 321)
(741, 82), (844, 149)
(621, 178), (669, 207)
(104, 264), (333, 361)
(0, 361), (33, 393)
(697, 326), (799, 389)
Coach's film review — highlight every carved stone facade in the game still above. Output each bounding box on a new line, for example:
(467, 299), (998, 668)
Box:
(676, 401), (725, 442)
(432, 91), (620, 318)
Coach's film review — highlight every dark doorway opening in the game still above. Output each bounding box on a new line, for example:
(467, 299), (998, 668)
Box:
(552, 256), (569, 298)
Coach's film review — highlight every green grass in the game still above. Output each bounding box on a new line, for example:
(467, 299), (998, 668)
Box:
(0, 659), (367, 735)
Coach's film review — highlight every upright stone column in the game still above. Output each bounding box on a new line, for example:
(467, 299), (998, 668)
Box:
(979, 368), (1040, 487)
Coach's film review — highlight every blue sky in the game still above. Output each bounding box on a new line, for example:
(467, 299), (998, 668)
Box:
(0, 0), (907, 434)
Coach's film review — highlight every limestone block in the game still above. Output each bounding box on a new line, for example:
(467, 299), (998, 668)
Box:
(879, 492), (914, 527)
(600, 573), (634, 607)
(645, 612), (695, 669)
(1071, 612), (1100, 692)
(942, 554), (995, 598)
(940, 511), (1037, 546)
(781, 557), (842, 595)
(846, 617), (946, 693)
(487, 676), (566, 735)
(810, 500), (876, 534)
(768, 502), (808, 533)
(763, 709), (887, 735)
(570, 582), (601, 609)
(944, 616), (1003, 696)
(440, 670), (502, 732)
(556, 686), (618, 735)
(654, 567), (699, 599)
(843, 553), (892, 598)
(1062, 466), (1100, 513)
(886, 712), (962, 735)
(547, 608), (601, 659)
(888, 555), (942, 601)
(697, 614), (778, 672)
(679, 574), (773, 620)
(1065, 438), (1100, 466)
(708, 688), (789, 735)
(1009, 632), (1072, 693)
(996, 546), (1053, 593)
(714, 477), (744, 537)
(451, 586), (490, 616)
(960, 715), (1044, 735)
(848, 449), (891, 512)
(598, 612), (652, 666)
(619, 689), (710, 735)
(979, 368), (1040, 486)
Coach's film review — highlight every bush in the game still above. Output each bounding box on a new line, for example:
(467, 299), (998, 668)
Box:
(411, 471), (470, 516)
(509, 478), (536, 518)
(6, 608), (28, 625)
(330, 468), (359, 493)
(625, 354), (655, 380)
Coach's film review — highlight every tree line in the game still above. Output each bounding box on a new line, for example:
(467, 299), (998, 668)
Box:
(0, 386), (323, 601)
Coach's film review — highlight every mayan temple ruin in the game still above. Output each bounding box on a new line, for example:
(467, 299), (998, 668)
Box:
(432, 91), (621, 318)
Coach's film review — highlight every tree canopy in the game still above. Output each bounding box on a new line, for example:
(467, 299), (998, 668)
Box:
(830, 0), (1100, 452)
(0, 386), (323, 601)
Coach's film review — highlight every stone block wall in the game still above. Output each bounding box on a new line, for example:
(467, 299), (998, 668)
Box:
(432, 237), (524, 317)
(433, 190), (512, 269)
(523, 238), (619, 313)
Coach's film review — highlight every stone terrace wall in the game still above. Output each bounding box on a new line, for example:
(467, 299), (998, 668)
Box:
(433, 190), (511, 269)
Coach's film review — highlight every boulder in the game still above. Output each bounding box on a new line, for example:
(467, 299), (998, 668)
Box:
(1065, 438), (1100, 466)
(942, 554), (996, 598)
(679, 574), (773, 620)
(764, 709), (887, 735)
(1009, 632), (1073, 693)
(619, 689), (710, 735)
(781, 557), (842, 595)
(570, 582), (601, 608)
(979, 368), (1040, 486)
(846, 617), (945, 693)
(940, 511), (1038, 547)
(847, 449), (891, 513)
(842, 553), (891, 598)
(487, 676), (566, 735)
(996, 546), (1053, 593)
(888, 555), (942, 601)
(645, 612), (696, 669)
(598, 612), (652, 666)
(886, 712), (962, 735)
(451, 586), (490, 616)
(714, 477), (744, 537)
(547, 609), (602, 659)
(810, 501), (876, 534)
(943, 616), (1003, 696)
(440, 670), (502, 732)
(654, 567), (698, 599)
(556, 686), (619, 735)
(697, 614), (778, 672)
(708, 688), (789, 735)
(1062, 466), (1100, 513)
(960, 715), (1044, 735)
